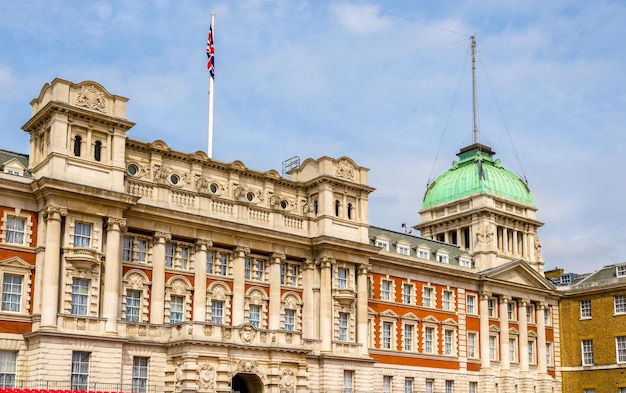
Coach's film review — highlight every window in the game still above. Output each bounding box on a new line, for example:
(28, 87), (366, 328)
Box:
(381, 280), (392, 301)
(436, 253), (449, 263)
(382, 321), (393, 349)
(132, 357), (148, 393)
(244, 258), (252, 279)
(136, 239), (147, 263)
(445, 380), (453, 393)
(179, 246), (190, 270)
(122, 237), (132, 262)
(0, 351), (16, 388)
(71, 278), (90, 315)
(403, 324), (413, 351)
(343, 370), (353, 393)
(383, 376), (392, 393)
(582, 339), (594, 366)
(73, 222), (92, 247)
(489, 335), (498, 360)
(459, 258), (472, 268)
(169, 295), (184, 324)
(442, 290), (453, 311)
(526, 303), (535, 323)
(615, 295), (626, 314)
(402, 284), (412, 304)
(469, 382), (477, 393)
(620, 388), (626, 393)
(338, 312), (348, 341)
(94, 140), (102, 161)
(617, 265), (626, 277)
(397, 245), (410, 256)
(583, 389), (595, 393)
(290, 265), (298, 286)
(1, 274), (22, 312)
(425, 380), (433, 393)
(211, 300), (224, 324)
(280, 263), (286, 284)
(347, 203), (353, 220)
(507, 302), (515, 320)
(423, 287), (433, 307)
(249, 304), (261, 328)
(417, 249), (430, 259)
(73, 136), (82, 156)
(546, 342), (552, 366)
(488, 299), (496, 317)
(528, 340), (536, 364)
(424, 327), (434, 353)
(125, 290), (141, 322)
(544, 308), (551, 326)
(467, 295), (476, 314)
(206, 251), (214, 274)
(165, 244), (175, 268)
(284, 309), (295, 331)
(5, 217), (25, 245)
(617, 336), (626, 363)
(376, 240), (389, 251)
(509, 338), (518, 363)
(218, 254), (228, 276)
(444, 330), (454, 355)
(404, 378), (413, 393)
(71, 351), (90, 391)
(338, 268), (348, 289)
(580, 299), (591, 318)
(467, 332), (477, 358)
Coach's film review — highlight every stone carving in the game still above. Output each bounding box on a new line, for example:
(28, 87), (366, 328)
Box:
(240, 325), (256, 343)
(212, 285), (225, 300)
(336, 160), (355, 180)
(172, 280), (186, 294)
(198, 363), (215, 389)
(105, 217), (126, 230)
(174, 361), (183, 387)
(475, 223), (493, 245)
(249, 290), (264, 304)
(300, 199), (310, 214)
(75, 84), (106, 112)
(233, 185), (245, 198)
(195, 175), (210, 190)
(222, 326), (232, 339)
(153, 165), (170, 181)
(128, 273), (144, 289)
(284, 295), (298, 309)
(280, 369), (296, 389)
(44, 206), (68, 221)
(236, 359), (258, 373)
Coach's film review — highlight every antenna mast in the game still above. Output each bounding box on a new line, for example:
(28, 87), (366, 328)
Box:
(471, 35), (478, 144)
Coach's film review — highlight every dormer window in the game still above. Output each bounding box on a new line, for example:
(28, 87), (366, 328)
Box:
(397, 244), (410, 256)
(459, 258), (472, 268)
(417, 248), (430, 260)
(1, 158), (27, 177)
(376, 240), (389, 251)
(436, 252), (449, 263)
(617, 265), (626, 277)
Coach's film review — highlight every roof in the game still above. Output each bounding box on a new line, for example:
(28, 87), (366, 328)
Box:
(422, 143), (533, 209)
(554, 262), (626, 291)
(0, 149), (31, 178)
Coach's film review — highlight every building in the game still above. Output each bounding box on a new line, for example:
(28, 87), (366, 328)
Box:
(0, 78), (562, 393)
(552, 263), (626, 393)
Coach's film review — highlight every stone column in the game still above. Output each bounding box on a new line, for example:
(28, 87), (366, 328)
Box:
(150, 232), (170, 324)
(41, 206), (67, 328)
(503, 227), (509, 254)
(269, 253), (285, 330)
(537, 302), (547, 373)
(356, 263), (370, 355)
(499, 296), (510, 369)
(519, 299), (529, 372)
(103, 217), (126, 334)
(302, 259), (315, 339)
(231, 245), (249, 326)
(479, 292), (491, 369)
(319, 257), (333, 352)
(193, 239), (212, 322)
(513, 230), (519, 256)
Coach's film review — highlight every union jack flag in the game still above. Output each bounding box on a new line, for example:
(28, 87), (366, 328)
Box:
(206, 26), (215, 78)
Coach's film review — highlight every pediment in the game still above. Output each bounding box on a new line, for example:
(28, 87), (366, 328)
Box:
(401, 312), (420, 321)
(481, 260), (555, 290)
(380, 309), (399, 318)
(0, 256), (33, 270)
(422, 315), (439, 324)
(1, 158), (26, 175)
(442, 318), (457, 326)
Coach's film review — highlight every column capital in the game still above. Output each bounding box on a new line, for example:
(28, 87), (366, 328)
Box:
(154, 232), (171, 243)
(234, 245), (250, 257)
(270, 253), (286, 263)
(357, 263), (371, 276)
(499, 295), (511, 304)
(44, 206), (67, 222)
(480, 291), (492, 300)
(105, 217), (126, 231)
(536, 302), (547, 310)
(196, 239), (213, 251)
(317, 256), (334, 269)
(519, 298), (531, 308)
(304, 258), (315, 270)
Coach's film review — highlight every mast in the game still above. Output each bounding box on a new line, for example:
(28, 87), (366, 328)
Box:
(471, 35), (478, 145)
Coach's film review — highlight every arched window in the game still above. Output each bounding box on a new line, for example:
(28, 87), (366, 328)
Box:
(335, 200), (340, 217)
(347, 203), (353, 220)
(94, 141), (102, 161)
(73, 136), (82, 156)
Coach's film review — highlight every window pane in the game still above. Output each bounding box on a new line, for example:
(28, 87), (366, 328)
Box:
(249, 304), (261, 328)
(126, 290), (141, 322)
(5, 217), (25, 245)
(71, 278), (90, 315)
(73, 223), (92, 248)
(71, 351), (90, 391)
(211, 300), (223, 324)
(0, 350), (17, 388)
(2, 274), (22, 312)
(132, 357), (149, 393)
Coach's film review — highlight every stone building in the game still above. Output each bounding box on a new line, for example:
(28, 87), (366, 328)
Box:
(0, 78), (561, 393)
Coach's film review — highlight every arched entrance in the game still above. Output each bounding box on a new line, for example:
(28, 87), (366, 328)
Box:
(231, 373), (263, 393)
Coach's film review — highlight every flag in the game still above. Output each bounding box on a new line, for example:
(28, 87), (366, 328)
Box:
(206, 26), (215, 78)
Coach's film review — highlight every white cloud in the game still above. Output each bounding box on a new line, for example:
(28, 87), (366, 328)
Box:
(330, 2), (392, 34)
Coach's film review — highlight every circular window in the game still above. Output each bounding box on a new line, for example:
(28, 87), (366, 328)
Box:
(170, 174), (180, 185)
(127, 164), (138, 176)
(280, 200), (288, 209)
(246, 192), (254, 202)
(209, 183), (218, 193)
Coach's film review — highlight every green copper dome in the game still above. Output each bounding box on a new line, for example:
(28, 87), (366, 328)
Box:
(422, 144), (533, 209)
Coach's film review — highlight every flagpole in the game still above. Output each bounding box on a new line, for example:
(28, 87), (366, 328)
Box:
(208, 13), (215, 159)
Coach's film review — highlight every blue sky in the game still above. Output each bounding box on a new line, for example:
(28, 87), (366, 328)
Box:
(2, 0), (626, 274)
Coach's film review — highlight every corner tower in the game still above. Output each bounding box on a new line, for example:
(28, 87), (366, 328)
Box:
(415, 143), (544, 273)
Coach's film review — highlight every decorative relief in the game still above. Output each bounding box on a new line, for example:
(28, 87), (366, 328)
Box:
(153, 165), (170, 182)
(280, 369), (296, 390)
(236, 359), (259, 373)
(198, 363), (215, 390)
(105, 217), (127, 230)
(204, 325), (213, 336)
(172, 280), (186, 295)
(240, 325), (256, 343)
(221, 326), (232, 339)
(336, 160), (355, 180)
(195, 175), (210, 191)
(44, 206), (68, 221)
(75, 84), (106, 112)
(128, 273), (144, 289)
(475, 223), (494, 245)
(233, 185), (245, 198)
(300, 199), (310, 214)
(174, 361), (183, 387)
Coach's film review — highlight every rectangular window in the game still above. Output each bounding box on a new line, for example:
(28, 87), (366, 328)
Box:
(489, 335), (498, 360)
(71, 278), (90, 315)
(180, 247), (189, 270)
(615, 295), (626, 314)
(383, 376), (392, 393)
(580, 299), (591, 318)
(582, 339), (594, 366)
(467, 295), (476, 314)
(169, 295), (184, 324)
(5, 217), (25, 245)
(376, 241), (389, 251)
(459, 258), (472, 267)
(397, 245), (410, 256)
(165, 244), (175, 268)
(418, 250), (430, 259)
(445, 380), (453, 393)
(132, 357), (149, 393)
(488, 299), (496, 317)
(546, 342), (552, 366)
(284, 309), (295, 331)
(338, 312), (348, 341)
(290, 265), (298, 286)
(343, 370), (353, 393)
(381, 280), (392, 301)
(404, 378), (413, 393)
(425, 380), (433, 393)
(73, 222), (92, 248)
(218, 254), (228, 276)
(617, 336), (626, 363)
(125, 290), (141, 322)
(425, 327), (434, 353)
(509, 338), (518, 363)
(337, 268), (348, 289)
(211, 300), (224, 324)
(71, 351), (90, 391)
(583, 389), (595, 393)
(467, 332), (477, 358)
(423, 287), (432, 307)
(544, 308), (551, 326)
(444, 330), (454, 356)
(122, 237), (132, 262)
(244, 258), (252, 279)
(507, 302), (515, 320)
(280, 263), (286, 284)
(528, 340), (536, 364)
(249, 304), (261, 328)
(255, 260), (265, 281)
(1, 274), (22, 312)
(206, 251), (214, 274)
(403, 324), (413, 351)
(526, 304), (535, 323)
(442, 291), (453, 311)
(0, 350), (17, 388)
(436, 254), (449, 263)
(618, 265), (626, 277)
(382, 321), (393, 349)
(137, 239), (147, 263)
(402, 284), (412, 304)
(469, 382), (477, 393)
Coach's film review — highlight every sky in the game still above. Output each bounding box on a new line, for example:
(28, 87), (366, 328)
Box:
(1, 0), (626, 274)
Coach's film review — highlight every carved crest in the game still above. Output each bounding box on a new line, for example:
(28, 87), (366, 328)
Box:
(336, 160), (355, 180)
(75, 84), (106, 112)
(240, 325), (256, 343)
(198, 363), (215, 389)
(280, 369), (296, 389)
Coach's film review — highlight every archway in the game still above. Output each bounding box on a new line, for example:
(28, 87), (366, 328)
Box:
(231, 373), (263, 393)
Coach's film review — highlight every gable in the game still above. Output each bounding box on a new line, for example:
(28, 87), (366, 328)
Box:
(482, 260), (554, 291)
